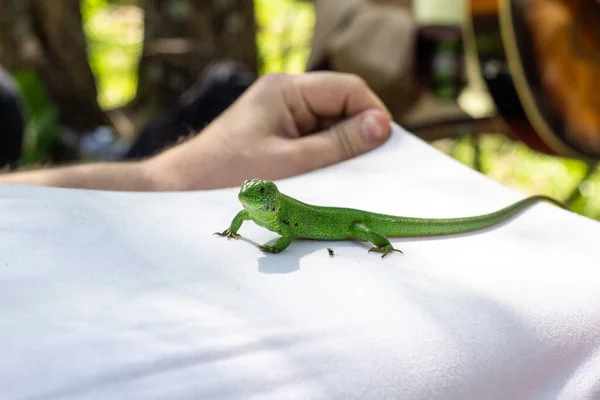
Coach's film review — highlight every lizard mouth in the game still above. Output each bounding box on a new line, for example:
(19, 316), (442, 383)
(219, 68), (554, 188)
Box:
(238, 194), (257, 209)
(239, 195), (273, 213)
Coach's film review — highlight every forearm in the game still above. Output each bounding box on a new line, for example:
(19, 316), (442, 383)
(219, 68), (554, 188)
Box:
(0, 159), (162, 191)
(0, 126), (222, 192)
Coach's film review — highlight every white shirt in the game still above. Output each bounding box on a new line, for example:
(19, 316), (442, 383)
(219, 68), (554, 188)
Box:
(1, 124), (599, 399)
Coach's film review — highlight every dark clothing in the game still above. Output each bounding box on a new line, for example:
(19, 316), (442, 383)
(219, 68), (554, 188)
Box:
(0, 65), (24, 169)
(123, 61), (254, 160)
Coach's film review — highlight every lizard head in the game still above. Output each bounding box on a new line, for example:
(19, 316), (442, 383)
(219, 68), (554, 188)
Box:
(238, 179), (280, 214)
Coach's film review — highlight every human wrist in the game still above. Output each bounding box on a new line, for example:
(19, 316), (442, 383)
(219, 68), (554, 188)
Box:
(141, 155), (186, 191)
(143, 139), (217, 192)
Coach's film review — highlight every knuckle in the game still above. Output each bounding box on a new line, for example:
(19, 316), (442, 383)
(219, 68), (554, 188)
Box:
(255, 72), (289, 88)
(344, 73), (368, 90)
(248, 73), (292, 99)
(332, 122), (358, 159)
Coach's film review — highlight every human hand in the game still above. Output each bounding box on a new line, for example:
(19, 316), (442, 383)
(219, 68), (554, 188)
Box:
(148, 71), (393, 190)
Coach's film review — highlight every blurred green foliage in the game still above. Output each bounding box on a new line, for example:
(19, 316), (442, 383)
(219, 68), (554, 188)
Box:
(255, 0), (315, 75)
(13, 70), (66, 165)
(80, 0), (315, 110)
(434, 134), (600, 220)
(82, 0), (142, 109)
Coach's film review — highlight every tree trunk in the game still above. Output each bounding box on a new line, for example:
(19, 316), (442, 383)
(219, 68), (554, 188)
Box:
(134, 0), (258, 117)
(0, 0), (110, 135)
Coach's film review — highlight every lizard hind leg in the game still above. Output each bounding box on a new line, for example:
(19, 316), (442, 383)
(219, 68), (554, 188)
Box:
(349, 222), (403, 259)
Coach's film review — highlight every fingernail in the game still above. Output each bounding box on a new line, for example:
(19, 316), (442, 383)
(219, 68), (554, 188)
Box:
(361, 112), (385, 143)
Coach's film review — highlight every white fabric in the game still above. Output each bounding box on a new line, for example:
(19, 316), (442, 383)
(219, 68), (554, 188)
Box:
(1, 123), (600, 400)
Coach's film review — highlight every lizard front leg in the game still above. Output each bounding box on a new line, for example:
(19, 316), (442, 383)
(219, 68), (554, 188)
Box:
(349, 222), (403, 259)
(258, 225), (294, 254)
(214, 210), (250, 239)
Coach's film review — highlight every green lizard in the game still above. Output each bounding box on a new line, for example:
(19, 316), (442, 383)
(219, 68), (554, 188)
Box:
(214, 179), (565, 258)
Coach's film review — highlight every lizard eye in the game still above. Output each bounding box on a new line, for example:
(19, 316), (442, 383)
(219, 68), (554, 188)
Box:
(260, 187), (265, 193)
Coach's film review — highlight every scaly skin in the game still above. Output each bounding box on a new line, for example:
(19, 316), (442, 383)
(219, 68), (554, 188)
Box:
(215, 179), (565, 258)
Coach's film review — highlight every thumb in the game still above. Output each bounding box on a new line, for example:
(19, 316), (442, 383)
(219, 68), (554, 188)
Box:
(294, 109), (391, 170)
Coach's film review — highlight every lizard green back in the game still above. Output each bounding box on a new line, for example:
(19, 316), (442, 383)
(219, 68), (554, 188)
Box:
(280, 193), (564, 238)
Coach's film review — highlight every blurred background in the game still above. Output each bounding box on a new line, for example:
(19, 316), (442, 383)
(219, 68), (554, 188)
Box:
(0, 0), (599, 220)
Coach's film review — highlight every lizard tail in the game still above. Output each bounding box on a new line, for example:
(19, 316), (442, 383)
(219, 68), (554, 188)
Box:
(377, 195), (565, 237)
